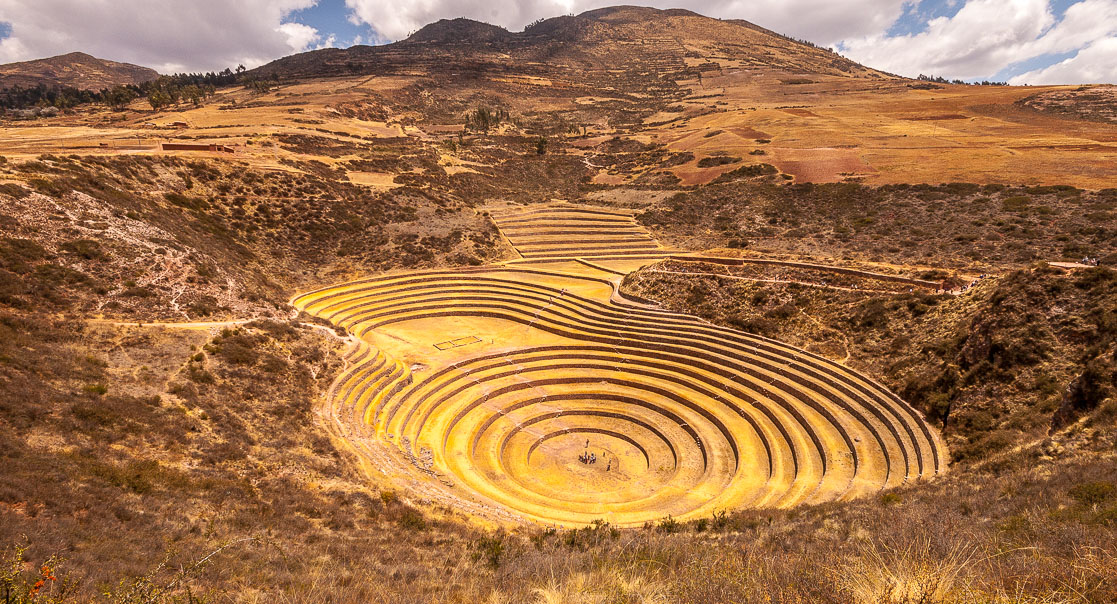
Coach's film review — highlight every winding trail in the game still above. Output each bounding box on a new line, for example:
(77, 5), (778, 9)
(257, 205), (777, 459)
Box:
(85, 318), (254, 330)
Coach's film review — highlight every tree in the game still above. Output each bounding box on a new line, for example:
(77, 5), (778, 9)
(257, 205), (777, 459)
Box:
(465, 107), (508, 133)
(181, 84), (204, 106)
(535, 136), (547, 155)
(147, 89), (173, 111)
(104, 85), (139, 111)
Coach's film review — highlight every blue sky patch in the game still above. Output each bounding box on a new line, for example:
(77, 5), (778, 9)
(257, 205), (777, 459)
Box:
(886, 0), (966, 37)
(291, 0), (373, 47)
(990, 48), (1079, 81)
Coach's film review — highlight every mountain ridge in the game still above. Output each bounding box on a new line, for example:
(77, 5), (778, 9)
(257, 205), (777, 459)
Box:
(0, 51), (159, 90)
(251, 6), (890, 88)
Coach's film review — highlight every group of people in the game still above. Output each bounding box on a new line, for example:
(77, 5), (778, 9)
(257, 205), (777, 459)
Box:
(1081, 256), (1100, 267)
(578, 440), (611, 471)
(959, 273), (992, 293)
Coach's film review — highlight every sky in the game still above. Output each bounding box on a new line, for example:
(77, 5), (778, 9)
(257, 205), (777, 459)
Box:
(0, 0), (1114, 84)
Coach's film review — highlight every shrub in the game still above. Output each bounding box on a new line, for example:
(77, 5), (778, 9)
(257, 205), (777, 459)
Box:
(656, 515), (682, 533)
(397, 508), (427, 531)
(697, 155), (740, 168)
(956, 429), (1016, 461)
(1069, 481), (1116, 507)
(879, 492), (903, 506)
(164, 191), (208, 210)
(186, 295), (221, 317)
(0, 183), (29, 199)
(766, 303), (797, 321)
(854, 299), (888, 328)
(1064, 359), (1114, 414)
(0, 238), (46, 271)
(28, 178), (66, 196)
(60, 239), (105, 260)
(209, 331), (263, 366)
(728, 315), (775, 335)
(711, 163), (778, 182)
(121, 286), (153, 298)
(1001, 196), (1030, 211)
(0, 542), (72, 602)
(473, 533), (505, 568)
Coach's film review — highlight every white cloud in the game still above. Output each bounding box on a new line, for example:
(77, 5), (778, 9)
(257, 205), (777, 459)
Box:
(1009, 35), (1117, 83)
(837, 0), (1117, 80)
(277, 22), (323, 55)
(0, 0), (322, 73)
(1015, 0), (1117, 55)
(342, 0), (1116, 83)
(0, 0), (1113, 84)
(343, 0), (909, 46)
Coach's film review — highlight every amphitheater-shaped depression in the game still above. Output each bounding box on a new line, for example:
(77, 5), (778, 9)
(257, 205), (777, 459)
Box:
(293, 258), (946, 527)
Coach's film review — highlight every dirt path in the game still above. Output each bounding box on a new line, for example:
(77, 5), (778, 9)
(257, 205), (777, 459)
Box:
(646, 268), (905, 294)
(85, 314), (348, 343)
(797, 308), (852, 363)
(85, 318), (254, 330)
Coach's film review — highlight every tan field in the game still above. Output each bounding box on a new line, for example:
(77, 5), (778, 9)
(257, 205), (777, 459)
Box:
(2, 71), (1114, 190)
(656, 75), (1116, 187)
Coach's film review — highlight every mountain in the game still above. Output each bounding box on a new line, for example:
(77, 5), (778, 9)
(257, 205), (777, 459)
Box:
(252, 6), (888, 89)
(0, 51), (159, 90)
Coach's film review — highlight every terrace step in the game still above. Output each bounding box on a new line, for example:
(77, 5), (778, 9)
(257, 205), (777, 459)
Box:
(294, 265), (945, 527)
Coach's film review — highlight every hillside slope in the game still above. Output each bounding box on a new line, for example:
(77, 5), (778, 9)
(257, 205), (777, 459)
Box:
(253, 6), (888, 90)
(0, 52), (158, 90)
(0, 5), (1115, 601)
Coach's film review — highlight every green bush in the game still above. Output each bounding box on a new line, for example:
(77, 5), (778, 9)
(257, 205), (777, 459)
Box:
(1069, 481), (1116, 506)
(473, 533), (505, 568)
(60, 239), (105, 260)
(697, 155), (740, 168)
(656, 515), (682, 533)
(82, 382), (108, 396)
(879, 492), (902, 506)
(397, 508), (427, 531)
(711, 163), (778, 183)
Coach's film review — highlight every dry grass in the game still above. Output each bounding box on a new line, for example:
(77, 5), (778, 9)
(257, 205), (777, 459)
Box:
(834, 538), (976, 603)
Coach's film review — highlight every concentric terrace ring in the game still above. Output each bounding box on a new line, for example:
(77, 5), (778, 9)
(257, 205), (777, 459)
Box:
(294, 266), (945, 526)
